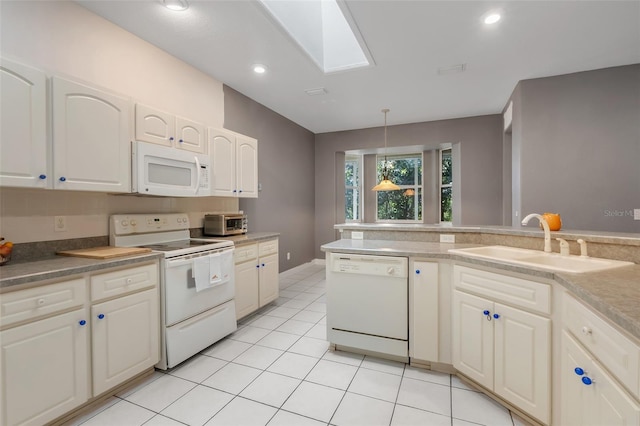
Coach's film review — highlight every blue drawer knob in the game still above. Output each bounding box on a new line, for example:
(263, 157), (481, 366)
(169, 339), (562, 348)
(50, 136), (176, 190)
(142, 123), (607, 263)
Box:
(483, 310), (490, 316)
(582, 376), (593, 385)
(415, 269), (421, 274)
(97, 314), (105, 319)
(261, 263), (265, 267)
(179, 139), (183, 143)
(79, 320), (86, 326)
(59, 176), (66, 182)
(169, 137), (174, 141)
(574, 367), (584, 376)
(493, 313), (500, 319)
(256, 264), (260, 268)
(39, 174), (46, 180)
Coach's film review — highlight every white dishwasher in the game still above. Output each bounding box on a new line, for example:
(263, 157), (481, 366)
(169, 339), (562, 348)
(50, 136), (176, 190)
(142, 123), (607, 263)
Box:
(326, 252), (409, 360)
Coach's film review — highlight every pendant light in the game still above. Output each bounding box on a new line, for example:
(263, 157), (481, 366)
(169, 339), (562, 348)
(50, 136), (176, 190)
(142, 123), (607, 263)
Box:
(372, 108), (400, 191)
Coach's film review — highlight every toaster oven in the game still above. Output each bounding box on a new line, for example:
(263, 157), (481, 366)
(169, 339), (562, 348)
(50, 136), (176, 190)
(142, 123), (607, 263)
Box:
(204, 214), (247, 236)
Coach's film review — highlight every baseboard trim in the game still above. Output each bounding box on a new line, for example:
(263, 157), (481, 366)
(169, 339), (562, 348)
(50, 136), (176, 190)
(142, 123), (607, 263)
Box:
(280, 259), (325, 277)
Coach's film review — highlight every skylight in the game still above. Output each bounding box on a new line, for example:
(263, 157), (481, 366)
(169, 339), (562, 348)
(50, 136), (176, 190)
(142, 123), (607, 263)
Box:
(257, 0), (372, 73)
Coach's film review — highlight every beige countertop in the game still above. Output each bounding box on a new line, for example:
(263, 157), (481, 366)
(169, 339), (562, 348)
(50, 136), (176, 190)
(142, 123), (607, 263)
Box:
(321, 239), (640, 342)
(0, 232), (280, 291)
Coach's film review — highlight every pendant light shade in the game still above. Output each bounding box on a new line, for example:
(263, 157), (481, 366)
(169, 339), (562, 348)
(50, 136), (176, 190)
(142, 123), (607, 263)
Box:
(372, 109), (400, 191)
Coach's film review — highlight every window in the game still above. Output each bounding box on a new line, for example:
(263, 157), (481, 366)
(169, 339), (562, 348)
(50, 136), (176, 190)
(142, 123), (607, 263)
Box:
(376, 154), (422, 221)
(440, 148), (452, 222)
(345, 154), (362, 221)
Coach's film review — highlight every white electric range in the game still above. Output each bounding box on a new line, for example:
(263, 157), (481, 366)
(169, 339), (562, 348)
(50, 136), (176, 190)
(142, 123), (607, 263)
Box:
(110, 213), (237, 369)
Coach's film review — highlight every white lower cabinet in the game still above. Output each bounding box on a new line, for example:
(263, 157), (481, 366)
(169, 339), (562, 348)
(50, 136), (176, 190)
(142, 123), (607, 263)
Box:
(0, 262), (160, 426)
(409, 261), (439, 362)
(91, 287), (159, 396)
(233, 239), (279, 319)
(452, 265), (551, 424)
(561, 330), (640, 425)
(0, 308), (88, 426)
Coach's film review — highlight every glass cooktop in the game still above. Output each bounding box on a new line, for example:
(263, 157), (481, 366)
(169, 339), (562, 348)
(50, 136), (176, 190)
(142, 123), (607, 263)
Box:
(140, 240), (224, 252)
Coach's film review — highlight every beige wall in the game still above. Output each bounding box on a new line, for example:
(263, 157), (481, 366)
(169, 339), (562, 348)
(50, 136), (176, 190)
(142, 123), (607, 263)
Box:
(0, 1), (235, 243)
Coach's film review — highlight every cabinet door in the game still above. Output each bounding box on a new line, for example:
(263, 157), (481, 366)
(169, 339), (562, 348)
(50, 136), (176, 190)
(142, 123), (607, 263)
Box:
(176, 116), (206, 154)
(135, 103), (175, 147)
(236, 135), (258, 198)
(259, 253), (279, 307)
(410, 261), (439, 362)
(210, 128), (236, 196)
(52, 76), (131, 193)
(0, 58), (48, 189)
(235, 260), (260, 320)
(452, 290), (493, 389)
(561, 331), (640, 426)
(494, 303), (550, 424)
(0, 309), (88, 426)
(92, 288), (159, 396)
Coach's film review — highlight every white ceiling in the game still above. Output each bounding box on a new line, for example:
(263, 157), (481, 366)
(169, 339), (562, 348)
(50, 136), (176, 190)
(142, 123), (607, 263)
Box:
(78, 0), (640, 134)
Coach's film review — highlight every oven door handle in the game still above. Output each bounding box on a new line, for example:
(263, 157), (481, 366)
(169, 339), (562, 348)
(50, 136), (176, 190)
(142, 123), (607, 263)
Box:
(165, 257), (197, 268)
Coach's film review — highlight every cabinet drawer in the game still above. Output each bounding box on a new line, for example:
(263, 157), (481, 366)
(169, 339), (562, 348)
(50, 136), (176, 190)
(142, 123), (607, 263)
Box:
(234, 244), (258, 264)
(0, 278), (86, 328)
(259, 239), (278, 257)
(564, 293), (640, 399)
(453, 265), (550, 315)
(91, 263), (158, 302)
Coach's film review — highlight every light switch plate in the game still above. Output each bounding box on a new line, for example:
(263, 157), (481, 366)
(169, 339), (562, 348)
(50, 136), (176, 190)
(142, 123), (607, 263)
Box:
(440, 234), (455, 243)
(352, 231), (364, 240)
(635, 209), (640, 220)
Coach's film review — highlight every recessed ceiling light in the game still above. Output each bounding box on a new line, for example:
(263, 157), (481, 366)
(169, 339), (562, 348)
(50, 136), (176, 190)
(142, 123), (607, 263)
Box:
(163, 0), (189, 11)
(437, 64), (467, 75)
(253, 64), (267, 74)
(305, 88), (328, 96)
(484, 13), (501, 25)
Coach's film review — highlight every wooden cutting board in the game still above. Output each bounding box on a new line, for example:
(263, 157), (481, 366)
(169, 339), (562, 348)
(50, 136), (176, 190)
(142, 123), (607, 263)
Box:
(57, 246), (152, 259)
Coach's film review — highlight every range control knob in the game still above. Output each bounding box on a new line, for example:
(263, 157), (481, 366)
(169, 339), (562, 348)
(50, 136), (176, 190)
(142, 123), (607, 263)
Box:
(177, 217), (183, 223)
(121, 220), (129, 226)
(387, 267), (395, 275)
(130, 220), (137, 226)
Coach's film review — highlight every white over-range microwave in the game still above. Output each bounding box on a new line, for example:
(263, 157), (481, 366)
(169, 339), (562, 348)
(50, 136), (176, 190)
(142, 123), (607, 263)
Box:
(132, 141), (211, 197)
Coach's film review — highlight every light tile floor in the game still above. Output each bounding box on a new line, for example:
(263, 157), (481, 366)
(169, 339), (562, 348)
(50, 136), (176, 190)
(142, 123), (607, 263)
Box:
(66, 263), (530, 426)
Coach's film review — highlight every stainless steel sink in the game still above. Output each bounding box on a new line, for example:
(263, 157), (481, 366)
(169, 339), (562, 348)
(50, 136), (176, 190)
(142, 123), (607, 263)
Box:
(449, 245), (634, 273)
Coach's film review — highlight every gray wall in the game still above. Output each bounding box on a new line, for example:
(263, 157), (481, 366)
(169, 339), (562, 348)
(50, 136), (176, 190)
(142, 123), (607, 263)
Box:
(514, 64), (640, 232)
(314, 115), (503, 258)
(223, 86), (316, 271)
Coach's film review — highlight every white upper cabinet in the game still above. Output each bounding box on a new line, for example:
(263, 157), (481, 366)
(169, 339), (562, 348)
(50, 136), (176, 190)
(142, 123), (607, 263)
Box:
(0, 58), (49, 188)
(52, 76), (131, 193)
(135, 104), (206, 154)
(209, 128), (258, 198)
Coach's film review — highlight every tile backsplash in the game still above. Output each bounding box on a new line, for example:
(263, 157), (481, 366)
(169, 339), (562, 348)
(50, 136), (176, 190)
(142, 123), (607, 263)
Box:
(0, 188), (239, 243)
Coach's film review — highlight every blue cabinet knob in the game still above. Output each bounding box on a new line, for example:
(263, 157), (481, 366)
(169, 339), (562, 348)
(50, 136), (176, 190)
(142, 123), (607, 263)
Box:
(239, 190), (243, 193)
(233, 189), (237, 193)
(169, 137), (174, 141)
(574, 367), (584, 376)
(493, 313), (500, 319)
(97, 314), (105, 319)
(179, 139), (183, 143)
(39, 174), (46, 179)
(79, 320), (86, 326)
(59, 176), (66, 182)
(483, 310), (490, 316)
(415, 269), (421, 274)
(256, 264), (260, 268)
(582, 376), (593, 385)
(261, 263), (265, 267)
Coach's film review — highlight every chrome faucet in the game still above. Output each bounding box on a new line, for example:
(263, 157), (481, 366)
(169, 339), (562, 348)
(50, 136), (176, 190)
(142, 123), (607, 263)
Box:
(521, 213), (552, 253)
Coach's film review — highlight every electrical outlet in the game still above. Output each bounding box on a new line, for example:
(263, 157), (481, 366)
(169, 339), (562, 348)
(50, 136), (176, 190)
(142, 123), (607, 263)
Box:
(352, 231), (364, 240)
(287, 252), (291, 260)
(440, 234), (455, 243)
(54, 216), (68, 232)
(635, 209), (640, 220)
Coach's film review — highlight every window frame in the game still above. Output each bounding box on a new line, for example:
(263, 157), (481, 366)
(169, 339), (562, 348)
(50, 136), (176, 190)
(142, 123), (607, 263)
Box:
(345, 154), (362, 223)
(439, 148), (453, 223)
(375, 153), (423, 223)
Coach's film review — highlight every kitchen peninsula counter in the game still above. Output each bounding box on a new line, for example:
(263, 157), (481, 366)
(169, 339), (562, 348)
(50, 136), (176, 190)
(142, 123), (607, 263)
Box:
(321, 238), (640, 342)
